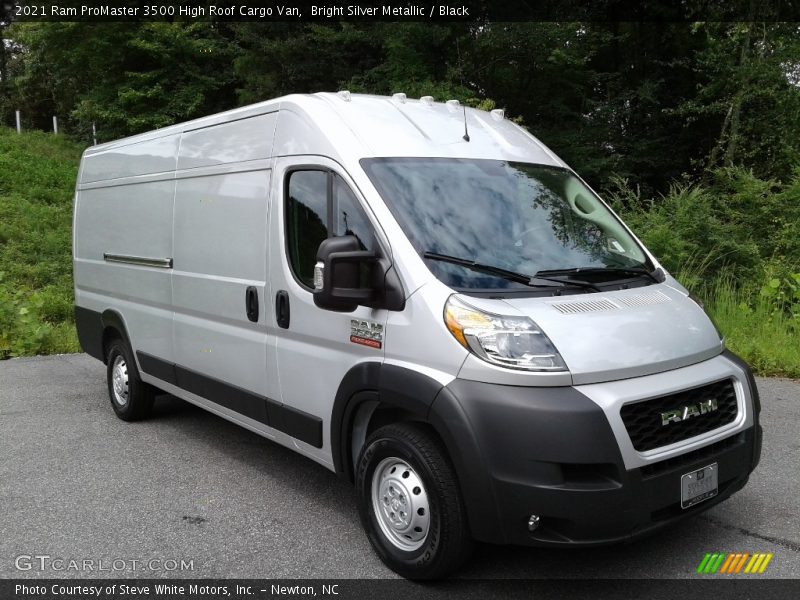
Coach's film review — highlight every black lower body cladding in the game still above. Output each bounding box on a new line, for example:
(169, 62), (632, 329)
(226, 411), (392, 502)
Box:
(430, 368), (760, 547)
(74, 305), (105, 361)
(72, 306), (323, 448)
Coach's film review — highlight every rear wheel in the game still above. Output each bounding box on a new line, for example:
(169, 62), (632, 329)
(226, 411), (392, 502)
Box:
(356, 423), (473, 579)
(105, 337), (156, 421)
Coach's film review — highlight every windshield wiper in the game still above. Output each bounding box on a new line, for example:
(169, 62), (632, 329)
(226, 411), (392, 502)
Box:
(536, 266), (660, 283)
(423, 252), (532, 285)
(422, 252), (600, 291)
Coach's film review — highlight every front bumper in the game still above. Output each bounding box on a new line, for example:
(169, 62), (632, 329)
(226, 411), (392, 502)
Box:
(429, 350), (761, 546)
(492, 427), (759, 546)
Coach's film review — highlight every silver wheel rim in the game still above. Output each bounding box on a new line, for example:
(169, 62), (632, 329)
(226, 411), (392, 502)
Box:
(371, 457), (431, 551)
(111, 355), (129, 407)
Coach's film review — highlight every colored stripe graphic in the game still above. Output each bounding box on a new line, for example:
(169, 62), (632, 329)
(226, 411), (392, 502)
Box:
(697, 553), (713, 574)
(758, 553), (773, 573)
(713, 553), (726, 573)
(702, 553), (717, 574)
(733, 553), (750, 573)
(753, 554), (766, 573)
(745, 554), (759, 573)
(704, 553), (725, 573)
(720, 553), (736, 573)
(697, 552), (772, 574)
(702, 553), (718, 574)
(697, 552), (711, 573)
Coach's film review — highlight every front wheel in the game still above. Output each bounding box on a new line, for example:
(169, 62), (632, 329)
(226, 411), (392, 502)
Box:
(355, 423), (473, 579)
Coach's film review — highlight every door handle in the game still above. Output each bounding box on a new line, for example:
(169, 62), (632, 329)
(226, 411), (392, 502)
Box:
(276, 290), (290, 329)
(246, 286), (259, 322)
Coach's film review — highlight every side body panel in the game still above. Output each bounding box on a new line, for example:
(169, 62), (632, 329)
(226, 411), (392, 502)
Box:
(74, 134), (179, 363)
(171, 113), (278, 409)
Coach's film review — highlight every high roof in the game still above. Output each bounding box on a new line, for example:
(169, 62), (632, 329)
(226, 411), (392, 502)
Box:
(293, 92), (564, 165)
(85, 92), (565, 167)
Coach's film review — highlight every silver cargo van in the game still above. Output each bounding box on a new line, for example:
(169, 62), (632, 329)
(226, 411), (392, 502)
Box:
(73, 92), (761, 579)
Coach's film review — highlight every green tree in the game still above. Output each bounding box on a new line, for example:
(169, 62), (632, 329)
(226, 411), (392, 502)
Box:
(457, 22), (713, 193)
(4, 19), (799, 191)
(675, 22), (800, 182)
(8, 21), (239, 140)
(0, 1), (22, 126)
(232, 23), (471, 106)
(232, 23), (382, 103)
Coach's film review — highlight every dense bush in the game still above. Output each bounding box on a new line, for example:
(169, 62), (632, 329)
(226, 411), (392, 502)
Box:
(609, 167), (800, 283)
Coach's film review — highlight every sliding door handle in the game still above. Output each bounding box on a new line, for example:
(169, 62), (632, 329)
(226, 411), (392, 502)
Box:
(276, 290), (290, 329)
(245, 286), (259, 322)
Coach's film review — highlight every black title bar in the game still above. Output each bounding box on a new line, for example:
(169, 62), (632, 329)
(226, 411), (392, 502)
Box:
(5, 0), (800, 22)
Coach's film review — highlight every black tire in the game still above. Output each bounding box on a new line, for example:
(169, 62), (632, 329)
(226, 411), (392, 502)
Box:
(355, 422), (473, 579)
(105, 337), (156, 421)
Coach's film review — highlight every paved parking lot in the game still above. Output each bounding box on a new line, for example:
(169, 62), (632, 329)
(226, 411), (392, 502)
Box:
(1, 354), (798, 579)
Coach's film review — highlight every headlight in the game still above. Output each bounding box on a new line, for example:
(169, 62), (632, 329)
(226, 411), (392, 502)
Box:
(444, 295), (567, 371)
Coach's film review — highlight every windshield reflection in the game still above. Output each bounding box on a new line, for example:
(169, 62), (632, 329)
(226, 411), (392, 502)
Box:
(362, 158), (649, 289)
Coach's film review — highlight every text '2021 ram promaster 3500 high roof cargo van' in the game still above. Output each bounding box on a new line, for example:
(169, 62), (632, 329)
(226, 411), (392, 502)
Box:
(73, 92), (761, 579)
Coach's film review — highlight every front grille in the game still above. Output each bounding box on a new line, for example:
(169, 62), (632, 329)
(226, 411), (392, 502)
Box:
(620, 379), (738, 452)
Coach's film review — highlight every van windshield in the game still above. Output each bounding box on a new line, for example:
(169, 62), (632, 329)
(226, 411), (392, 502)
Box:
(361, 158), (652, 290)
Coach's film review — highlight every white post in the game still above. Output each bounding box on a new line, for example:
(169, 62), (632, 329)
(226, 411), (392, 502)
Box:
(52, 116), (58, 135)
(92, 122), (97, 146)
(15, 110), (21, 134)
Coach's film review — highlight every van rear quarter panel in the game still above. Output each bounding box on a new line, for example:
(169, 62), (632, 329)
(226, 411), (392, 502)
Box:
(74, 134), (180, 362)
(79, 134), (178, 183)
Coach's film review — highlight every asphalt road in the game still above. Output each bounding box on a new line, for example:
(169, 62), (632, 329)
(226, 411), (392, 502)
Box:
(0, 354), (798, 580)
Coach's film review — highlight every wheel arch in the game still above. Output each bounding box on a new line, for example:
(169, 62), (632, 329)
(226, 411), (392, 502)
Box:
(100, 309), (132, 364)
(331, 362), (444, 482)
(74, 305), (133, 364)
(331, 362), (504, 543)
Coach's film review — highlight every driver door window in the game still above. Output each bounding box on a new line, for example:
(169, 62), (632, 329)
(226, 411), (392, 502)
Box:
(286, 169), (373, 289)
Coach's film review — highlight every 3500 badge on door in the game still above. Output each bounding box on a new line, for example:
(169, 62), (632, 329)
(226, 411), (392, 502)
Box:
(350, 320), (384, 349)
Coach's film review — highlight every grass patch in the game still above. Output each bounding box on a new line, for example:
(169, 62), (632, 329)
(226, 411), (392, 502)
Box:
(0, 127), (83, 358)
(702, 277), (800, 379)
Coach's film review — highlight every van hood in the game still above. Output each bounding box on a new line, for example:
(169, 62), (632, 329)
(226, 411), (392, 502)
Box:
(499, 284), (724, 385)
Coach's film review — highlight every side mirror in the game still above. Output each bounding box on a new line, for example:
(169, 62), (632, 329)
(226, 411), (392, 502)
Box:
(313, 236), (405, 313)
